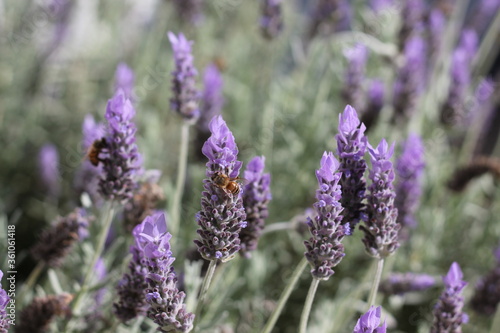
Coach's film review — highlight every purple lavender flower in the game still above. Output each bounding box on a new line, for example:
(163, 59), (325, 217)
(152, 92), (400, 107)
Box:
(135, 214), (194, 333)
(307, 0), (351, 39)
(240, 156), (271, 258)
(379, 272), (435, 295)
(342, 44), (369, 111)
(471, 246), (500, 316)
(335, 105), (368, 231)
(353, 306), (387, 333)
(114, 62), (135, 100)
(38, 143), (60, 198)
(197, 64), (224, 133)
(360, 139), (400, 259)
(468, 0), (500, 34)
(458, 29), (478, 62)
(361, 79), (384, 132)
(397, 0), (425, 51)
(168, 32), (200, 122)
(0, 271), (10, 332)
(260, 0), (284, 39)
(16, 293), (73, 333)
(195, 116), (247, 262)
(171, 0), (204, 25)
(31, 208), (90, 267)
(431, 262), (468, 333)
(74, 114), (105, 205)
(99, 90), (141, 203)
(394, 134), (425, 238)
(393, 36), (426, 121)
(427, 8), (446, 60)
(440, 48), (471, 125)
(304, 152), (347, 280)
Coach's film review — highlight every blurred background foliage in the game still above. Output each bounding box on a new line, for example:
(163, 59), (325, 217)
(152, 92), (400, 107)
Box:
(1, 0), (500, 332)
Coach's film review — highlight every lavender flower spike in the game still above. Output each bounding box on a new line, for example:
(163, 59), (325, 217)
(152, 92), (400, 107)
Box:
(195, 116), (247, 262)
(240, 156), (272, 258)
(353, 306), (387, 333)
(0, 271), (10, 332)
(197, 64), (224, 134)
(431, 262), (468, 333)
(342, 44), (369, 111)
(135, 213), (194, 333)
(471, 246), (500, 316)
(304, 152), (347, 280)
(335, 105), (368, 231)
(360, 139), (400, 259)
(99, 90), (141, 203)
(168, 32), (200, 122)
(260, 0), (284, 40)
(38, 143), (60, 198)
(114, 62), (135, 100)
(379, 272), (435, 295)
(395, 134), (425, 237)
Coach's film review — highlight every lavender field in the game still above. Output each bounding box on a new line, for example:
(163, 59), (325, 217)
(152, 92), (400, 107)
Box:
(1, 0), (500, 332)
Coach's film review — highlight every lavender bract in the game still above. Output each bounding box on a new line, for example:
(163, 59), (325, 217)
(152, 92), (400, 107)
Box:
(135, 214), (194, 333)
(38, 143), (60, 198)
(0, 271), (9, 332)
(353, 306), (387, 333)
(114, 62), (135, 100)
(379, 272), (435, 295)
(342, 44), (369, 111)
(195, 116), (247, 262)
(335, 105), (368, 231)
(394, 134), (425, 237)
(360, 139), (400, 259)
(431, 262), (468, 333)
(240, 156), (271, 258)
(260, 0), (283, 39)
(99, 90), (141, 203)
(168, 32), (200, 122)
(304, 152), (347, 280)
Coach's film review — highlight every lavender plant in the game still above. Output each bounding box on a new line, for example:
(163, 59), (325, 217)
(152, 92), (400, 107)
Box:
(260, 0), (284, 39)
(114, 62), (135, 100)
(352, 306), (386, 333)
(379, 272), (435, 295)
(342, 44), (369, 111)
(471, 247), (500, 316)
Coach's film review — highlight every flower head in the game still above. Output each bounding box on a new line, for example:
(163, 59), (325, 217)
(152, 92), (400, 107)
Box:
(431, 262), (468, 332)
(353, 306), (387, 333)
(114, 62), (135, 100)
(380, 272), (435, 295)
(260, 0), (284, 39)
(196, 116), (247, 262)
(198, 64), (224, 133)
(335, 105), (368, 231)
(168, 32), (200, 122)
(360, 139), (400, 259)
(395, 134), (425, 239)
(304, 152), (347, 280)
(38, 143), (60, 198)
(342, 44), (369, 111)
(0, 271), (10, 332)
(240, 156), (271, 258)
(397, 0), (425, 51)
(16, 293), (73, 333)
(99, 90), (142, 203)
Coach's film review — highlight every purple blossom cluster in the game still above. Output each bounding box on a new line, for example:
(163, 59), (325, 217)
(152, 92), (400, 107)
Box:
(397, 0), (425, 51)
(304, 152), (347, 280)
(360, 139), (400, 259)
(99, 90), (141, 203)
(195, 116), (247, 262)
(240, 156), (271, 258)
(197, 64), (224, 134)
(353, 306), (386, 333)
(260, 0), (284, 39)
(114, 62), (135, 100)
(0, 271), (9, 332)
(335, 105), (368, 231)
(168, 32), (200, 122)
(395, 134), (425, 237)
(342, 44), (369, 111)
(431, 262), (468, 332)
(380, 272), (435, 295)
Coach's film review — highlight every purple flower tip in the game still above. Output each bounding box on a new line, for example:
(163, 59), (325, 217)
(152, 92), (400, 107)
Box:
(339, 105), (364, 135)
(133, 213), (171, 260)
(317, 152), (340, 183)
(114, 62), (135, 99)
(353, 306), (387, 333)
(168, 32), (193, 55)
(443, 262), (467, 291)
(368, 139), (395, 163)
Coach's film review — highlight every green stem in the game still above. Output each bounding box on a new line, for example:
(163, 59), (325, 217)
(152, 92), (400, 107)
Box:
(261, 257), (308, 333)
(193, 260), (217, 327)
(17, 261), (44, 304)
(367, 258), (385, 308)
(299, 278), (320, 333)
(262, 221), (294, 234)
(170, 122), (191, 240)
(71, 202), (115, 314)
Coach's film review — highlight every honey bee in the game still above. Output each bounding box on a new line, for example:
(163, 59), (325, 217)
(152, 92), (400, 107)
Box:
(86, 138), (107, 166)
(211, 172), (245, 195)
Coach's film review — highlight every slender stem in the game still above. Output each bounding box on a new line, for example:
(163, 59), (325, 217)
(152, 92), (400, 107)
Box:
(367, 258), (385, 308)
(262, 221), (294, 235)
(299, 278), (320, 333)
(193, 260), (217, 327)
(17, 261), (44, 303)
(71, 202), (115, 314)
(261, 257), (308, 333)
(490, 299), (500, 333)
(170, 122), (190, 240)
